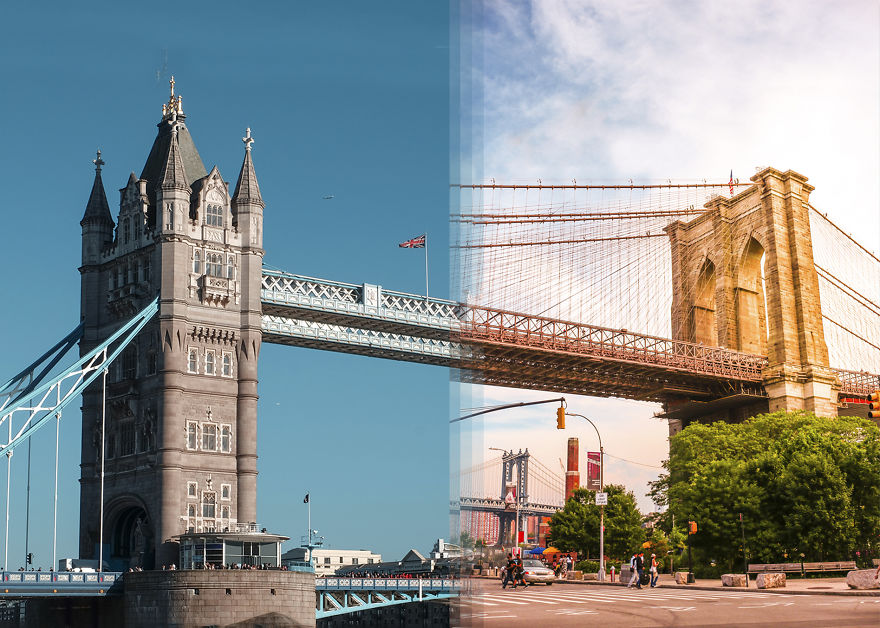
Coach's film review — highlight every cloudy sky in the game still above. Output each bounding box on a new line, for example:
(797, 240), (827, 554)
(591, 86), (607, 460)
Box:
(455, 0), (880, 515)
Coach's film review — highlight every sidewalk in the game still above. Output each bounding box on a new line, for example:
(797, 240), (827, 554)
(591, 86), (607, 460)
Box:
(473, 572), (880, 596)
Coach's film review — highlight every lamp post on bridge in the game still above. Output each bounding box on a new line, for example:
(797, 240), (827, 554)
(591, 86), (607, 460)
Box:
(560, 411), (605, 582)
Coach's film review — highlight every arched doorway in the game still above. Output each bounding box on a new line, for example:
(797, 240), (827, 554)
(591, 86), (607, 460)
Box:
(109, 503), (155, 570)
(736, 238), (768, 355)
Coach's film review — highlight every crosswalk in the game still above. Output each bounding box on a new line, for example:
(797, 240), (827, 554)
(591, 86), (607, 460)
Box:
(458, 585), (796, 610)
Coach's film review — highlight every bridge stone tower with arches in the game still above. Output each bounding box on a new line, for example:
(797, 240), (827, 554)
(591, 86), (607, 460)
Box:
(666, 167), (837, 424)
(78, 81), (265, 568)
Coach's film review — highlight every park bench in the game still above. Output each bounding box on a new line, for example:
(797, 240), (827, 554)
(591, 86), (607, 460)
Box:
(801, 561), (856, 574)
(748, 561), (856, 575)
(748, 563), (801, 574)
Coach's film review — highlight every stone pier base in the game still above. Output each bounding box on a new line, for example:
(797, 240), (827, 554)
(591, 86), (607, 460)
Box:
(756, 572), (786, 589)
(721, 573), (748, 587)
(846, 569), (880, 590)
(124, 570), (315, 628)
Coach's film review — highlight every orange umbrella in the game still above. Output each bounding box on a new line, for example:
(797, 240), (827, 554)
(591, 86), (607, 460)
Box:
(543, 547), (561, 554)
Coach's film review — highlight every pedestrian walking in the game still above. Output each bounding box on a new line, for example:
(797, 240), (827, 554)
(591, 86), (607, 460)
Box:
(501, 553), (516, 589)
(649, 553), (659, 587)
(627, 553), (639, 588)
(635, 552), (645, 589)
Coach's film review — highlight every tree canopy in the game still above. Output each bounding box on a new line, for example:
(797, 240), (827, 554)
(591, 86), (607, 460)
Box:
(649, 411), (880, 570)
(547, 484), (643, 560)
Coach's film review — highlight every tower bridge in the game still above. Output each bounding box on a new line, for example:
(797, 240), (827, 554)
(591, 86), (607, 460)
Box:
(0, 82), (877, 581)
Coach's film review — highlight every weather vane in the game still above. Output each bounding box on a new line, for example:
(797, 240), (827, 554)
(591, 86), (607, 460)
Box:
(93, 149), (104, 172)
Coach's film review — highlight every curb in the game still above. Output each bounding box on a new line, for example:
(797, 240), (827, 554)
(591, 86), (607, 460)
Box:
(469, 574), (880, 597)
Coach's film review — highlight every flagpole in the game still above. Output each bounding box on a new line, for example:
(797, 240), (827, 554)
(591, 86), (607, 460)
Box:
(424, 233), (429, 300)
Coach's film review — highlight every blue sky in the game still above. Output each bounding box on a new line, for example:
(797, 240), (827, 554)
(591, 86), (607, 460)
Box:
(455, 0), (880, 519)
(0, 1), (450, 567)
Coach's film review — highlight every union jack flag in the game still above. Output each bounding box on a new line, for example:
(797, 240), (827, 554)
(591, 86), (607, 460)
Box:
(729, 170), (734, 196)
(398, 234), (426, 248)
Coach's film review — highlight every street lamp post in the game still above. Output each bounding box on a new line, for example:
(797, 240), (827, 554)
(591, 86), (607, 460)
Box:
(564, 412), (605, 581)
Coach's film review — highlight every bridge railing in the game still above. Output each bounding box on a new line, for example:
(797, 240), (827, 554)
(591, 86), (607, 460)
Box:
(833, 368), (880, 397)
(0, 571), (122, 597)
(317, 577), (461, 592)
(455, 305), (768, 381)
(261, 270), (459, 320)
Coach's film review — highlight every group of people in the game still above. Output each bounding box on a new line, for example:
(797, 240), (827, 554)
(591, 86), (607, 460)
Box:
(500, 553), (528, 589)
(626, 551), (659, 589)
(550, 554), (573, 578)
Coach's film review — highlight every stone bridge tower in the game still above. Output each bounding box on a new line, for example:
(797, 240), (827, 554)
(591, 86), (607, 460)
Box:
(666, 167), (836, 419)
(79, 81), (265, 568)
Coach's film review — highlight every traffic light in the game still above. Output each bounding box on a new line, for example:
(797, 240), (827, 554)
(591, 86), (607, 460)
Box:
(688, 521), (698, 535)
(26, 553), (33, 565)
(556, 406), (565, 429)
(869, 391), (880, 419)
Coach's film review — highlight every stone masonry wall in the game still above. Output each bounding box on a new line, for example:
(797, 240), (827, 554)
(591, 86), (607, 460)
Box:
(123, 570), (315, 628)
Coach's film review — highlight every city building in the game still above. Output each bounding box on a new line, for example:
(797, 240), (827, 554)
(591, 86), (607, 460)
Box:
(281, 547), (381, 577)
(79, 81), (265, 569)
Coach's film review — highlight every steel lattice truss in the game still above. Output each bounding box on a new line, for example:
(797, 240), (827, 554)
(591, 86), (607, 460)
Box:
(316, 578), (460, 619)
(261, 269), (878, 402)
(0, 299), (158, 455)
(455, 305), (768, 402)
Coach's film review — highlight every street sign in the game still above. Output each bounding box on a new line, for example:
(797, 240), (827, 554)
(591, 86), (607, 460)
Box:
(595, 492), (608, 505)
(586, 452), (601, 490)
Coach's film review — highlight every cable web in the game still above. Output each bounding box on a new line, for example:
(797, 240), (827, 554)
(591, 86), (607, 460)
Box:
(453, 182), (741, 339)
(809, 208), (880, 373)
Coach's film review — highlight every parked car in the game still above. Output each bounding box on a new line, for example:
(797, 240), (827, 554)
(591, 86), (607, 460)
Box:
(521, 559), (555, 585)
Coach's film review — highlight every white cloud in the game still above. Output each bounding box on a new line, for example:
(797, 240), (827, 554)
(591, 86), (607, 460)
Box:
(453, 0), (880, 518)
(476, 0), (880, 250)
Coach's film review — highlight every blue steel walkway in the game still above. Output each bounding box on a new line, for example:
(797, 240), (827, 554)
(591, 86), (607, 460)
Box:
(316, 576), (461, 618)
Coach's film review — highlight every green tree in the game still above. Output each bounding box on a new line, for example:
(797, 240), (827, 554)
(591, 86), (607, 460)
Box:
(457, 531), (475, 551)
(547, 484), (643, 561)
(652, 411), (880, 570)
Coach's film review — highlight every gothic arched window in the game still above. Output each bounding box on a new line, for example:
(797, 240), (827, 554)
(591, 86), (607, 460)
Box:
(206, 253), (223, 277)
(193, 250), (201, 274)
(206, 204), (223, 227)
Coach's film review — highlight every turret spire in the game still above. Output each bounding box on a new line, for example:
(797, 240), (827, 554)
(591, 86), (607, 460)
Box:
(232, 128), (264, 208)
(81, 149), (113, 226)
(158, 124), (190, 192)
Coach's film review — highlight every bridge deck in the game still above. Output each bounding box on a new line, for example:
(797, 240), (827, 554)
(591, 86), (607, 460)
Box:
(261, 270), (877, 403)
(0, 571), (122, 597)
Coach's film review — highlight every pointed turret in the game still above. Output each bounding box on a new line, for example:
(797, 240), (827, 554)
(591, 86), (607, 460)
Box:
(81, 150), (114, 266)
(232, 128), (264, 209)
(81, 150), (114, 227)
(141, 78), (207, 228)
(232, 128), (264, 251)
(158, 122), (191, 193)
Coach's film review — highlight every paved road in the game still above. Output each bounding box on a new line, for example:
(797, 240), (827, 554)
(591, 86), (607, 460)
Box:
(454, 580), (880, 627)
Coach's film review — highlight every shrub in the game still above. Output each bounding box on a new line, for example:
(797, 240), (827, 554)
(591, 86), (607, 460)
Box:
(575, 560), (600, 573)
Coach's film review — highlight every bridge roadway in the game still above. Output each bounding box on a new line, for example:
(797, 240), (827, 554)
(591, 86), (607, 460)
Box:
(456, 496), (560, 517)
(260, 269), (878, 403)
(458, 578), (880, 627)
